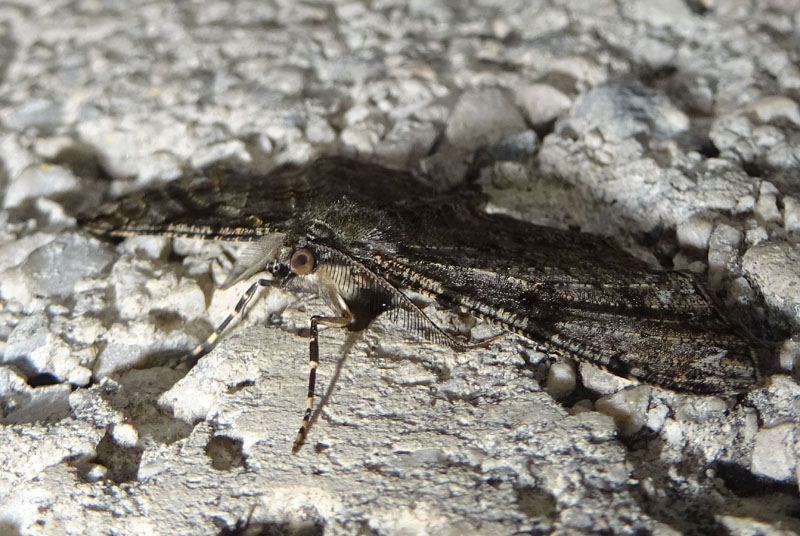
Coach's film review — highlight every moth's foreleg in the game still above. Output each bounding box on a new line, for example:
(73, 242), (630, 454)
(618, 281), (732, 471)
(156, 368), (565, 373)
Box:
(187, 278), (271, 366)
(292, 313), (351, 454)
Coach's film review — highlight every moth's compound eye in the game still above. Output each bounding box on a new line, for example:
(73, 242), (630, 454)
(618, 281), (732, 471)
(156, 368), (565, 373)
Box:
(290, 248), (315, 275)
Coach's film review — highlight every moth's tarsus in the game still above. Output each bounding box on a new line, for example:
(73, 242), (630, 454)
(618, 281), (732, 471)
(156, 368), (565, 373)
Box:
(81, 156), (771, 451)
(293, 313), (351, 455)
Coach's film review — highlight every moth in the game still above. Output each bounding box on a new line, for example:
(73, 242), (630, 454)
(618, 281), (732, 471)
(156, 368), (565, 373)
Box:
(81, 156), (763, 451)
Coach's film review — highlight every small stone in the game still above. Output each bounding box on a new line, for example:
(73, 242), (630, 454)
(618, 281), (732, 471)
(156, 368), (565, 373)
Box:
(622, 0), (694, 26)
(0, 270), (36, 309)
(445, 88), (527, 150)
(707, 224), (742, 289)
(751, 423), (796, 481)
(491, 17), (512, 40)
(709, 114), (754, 159)
(568, 399), (594, 415)
(515, 84), (572, 125)
(631, 37), (676, 68)
(137, 453), (169, 481)
(747, 95), (800, 126)
(753, 125), (785, 148)
(727, 276), (757, 307)
(546, 362), (577, 400)
(492, 130), (538, 162)
(375, 120), (438, 165)
(137, 152), (183, 185)
(755, 181), (782, 223)
(6, 98), (62, 130)
(674, 396), (729, 423)
(341, 124), (382, 153)
(93, 321), (174, 379)
(778, 338), (800, 373)
(190, 140), (252, 169)
(3, 313), (91, 384)
(3, 164), (80, 209)
(119, 236), (171, 260)
(687, 261), (707, 274)
(305, 116), (337, 144)
(85, 464), (108, 482)
(0, 232), (55, 272)
(560, 85), (689, 141)
(595, 386), (651, 436)
(158, 280), (207, 321)
(35, 198), (73, 225)
(0, 366), (71, 424)
(676, 218), (713, 251)
(580, 363), (638, 395)
(782, 196), (800, 233)
(742, 242), (800, 325)
(3, 314), (51, 366)
(645, 404), (670, 432)
(745, 226), (769, 247)
(735, 194), (757, 214)
(20, 233), (116, 298)
(343, 105), (370, 124)
(672, 252), (691, 271)
(112, 423), (139, 448)
(662, 419), (685, 447)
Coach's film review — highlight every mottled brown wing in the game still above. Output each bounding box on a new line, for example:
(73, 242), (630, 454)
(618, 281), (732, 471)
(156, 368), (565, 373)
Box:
(80, 156), (436, 241)
(359, 206), (761, 395)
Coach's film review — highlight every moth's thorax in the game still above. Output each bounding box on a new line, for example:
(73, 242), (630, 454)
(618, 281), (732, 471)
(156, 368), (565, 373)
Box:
(307, 198), (397, 246)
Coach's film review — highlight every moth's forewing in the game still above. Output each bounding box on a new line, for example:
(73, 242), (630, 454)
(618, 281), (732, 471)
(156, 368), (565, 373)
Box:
(80, 156), (431, 241)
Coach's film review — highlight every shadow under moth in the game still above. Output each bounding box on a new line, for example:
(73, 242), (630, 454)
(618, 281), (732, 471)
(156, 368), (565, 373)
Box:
(81, 156), (765, 451)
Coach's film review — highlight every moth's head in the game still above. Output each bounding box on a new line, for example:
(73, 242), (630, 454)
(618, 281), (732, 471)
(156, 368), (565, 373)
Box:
(265, 244), (317, 284)
(219, 234), (303, 289)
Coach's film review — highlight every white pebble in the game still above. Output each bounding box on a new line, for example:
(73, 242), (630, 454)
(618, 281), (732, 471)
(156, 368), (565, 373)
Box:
(595, 386), (651, 436)
(446, 88), (527, 149)
(112, 423), (140, 448)
(676, 218), (713, 250)
(707, 224), (742, 289)
(755, 181), (782, 223)
(515, 84), (572, 125)
(783, 196), (800, 233)
(751, 423), (796, 481)
(748, 95), (800, 126)
(546, 362), (577, 400)
(778, 338), (800, 372)
(3, 164), (80, 209)
(745, 226), (769, 247)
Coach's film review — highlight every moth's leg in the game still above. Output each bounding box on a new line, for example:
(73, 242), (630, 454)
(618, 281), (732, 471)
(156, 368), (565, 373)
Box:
(187, 277), (271, 366)
(292, 313), (351, 454)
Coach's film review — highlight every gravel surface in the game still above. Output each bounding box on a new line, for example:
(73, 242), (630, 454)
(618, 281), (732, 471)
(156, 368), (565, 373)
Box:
(1, 1), (799, 535)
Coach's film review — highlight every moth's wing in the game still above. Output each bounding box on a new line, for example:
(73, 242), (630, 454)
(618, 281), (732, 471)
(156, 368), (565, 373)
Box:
(366, 206), (760, 395)
(219, 234), (286, 289)
(80, 156), (433, 241)
(81, 164), (295, 240)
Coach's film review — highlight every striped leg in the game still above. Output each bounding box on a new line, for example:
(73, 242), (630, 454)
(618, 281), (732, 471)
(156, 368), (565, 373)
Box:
(187, 278), (271, 366)
(292, 314), (350, 454)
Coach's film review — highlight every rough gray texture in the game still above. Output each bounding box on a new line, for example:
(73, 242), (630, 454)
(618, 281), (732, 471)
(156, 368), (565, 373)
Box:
(1, 1), (799, 535)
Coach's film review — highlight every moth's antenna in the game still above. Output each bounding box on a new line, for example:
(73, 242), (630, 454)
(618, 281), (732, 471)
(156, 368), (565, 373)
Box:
(187, 278), (272, 367)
